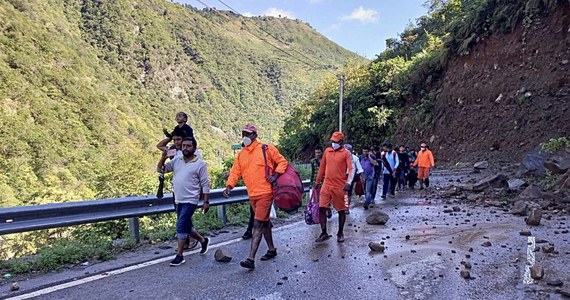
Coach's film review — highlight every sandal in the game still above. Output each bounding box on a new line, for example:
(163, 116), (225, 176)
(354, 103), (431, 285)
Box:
(240, 258), (255, 270)
(260, 249), (277, 261)
(337, 234), (345, 243)
(315, 233), (331, 242)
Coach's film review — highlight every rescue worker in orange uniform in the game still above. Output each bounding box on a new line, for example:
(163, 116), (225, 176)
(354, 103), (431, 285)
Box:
(223, 124), (288, 270)
(314, 131), (353, 243)
(411, 142), (435, 189)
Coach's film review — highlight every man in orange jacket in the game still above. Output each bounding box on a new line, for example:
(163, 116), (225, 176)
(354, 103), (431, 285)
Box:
(411, 142), (435, 189)
(223, 124), (288, 270)
(314, 131), (353, 243)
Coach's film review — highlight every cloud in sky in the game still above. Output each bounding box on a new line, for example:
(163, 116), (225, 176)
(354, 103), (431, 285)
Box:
(340, 6), (378, 23)
(262, 7), (296, 19)
(242, 11), (254, 17)
(309, 0), (324, 4)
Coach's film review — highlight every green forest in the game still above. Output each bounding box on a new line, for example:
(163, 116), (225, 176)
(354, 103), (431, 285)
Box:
(0, 0), (362, 208)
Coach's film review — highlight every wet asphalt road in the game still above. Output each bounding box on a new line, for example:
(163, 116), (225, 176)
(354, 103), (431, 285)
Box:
(3, 169), (570, 300)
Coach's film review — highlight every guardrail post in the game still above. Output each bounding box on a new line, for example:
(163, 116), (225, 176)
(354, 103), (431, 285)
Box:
(128, 217), (140, 243)
(217, 205), (227, 225)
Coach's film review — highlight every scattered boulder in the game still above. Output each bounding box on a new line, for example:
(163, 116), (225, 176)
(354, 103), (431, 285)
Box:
(519, 185), (543, 199)
(546, 279), (563, 286)
(510, 201), (528, 215)
(366, 211), (390, 225)
(10, 282), (19, 291)
(473, 174), (509, 192)
(517, 147), (548, 177)
(544, 151), (570, 175)
(558, 288), (570, 297)
(508, 179), (527, 190)
(460, 270), (471, 279)
(474, 161), (489, 169)
(214, 248), (232, 263)
(530, 265), (544, 280)
(556, 169), (570, 190)
(519, 231), (532, 236)
(481, 241), (492, 247)
(368, 242), (385, 252)
(452, 206), (461, 212)
(525, 209), (543, 226)
(542, 244), (555, 253)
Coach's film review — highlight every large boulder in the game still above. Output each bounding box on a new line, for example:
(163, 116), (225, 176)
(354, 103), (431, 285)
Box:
(517, 146), (548, 177)
(473, 174), (509, 192)
(518, 185), (543, 199)
(366, 211), (390, 225)
(556, 169), (570, 190)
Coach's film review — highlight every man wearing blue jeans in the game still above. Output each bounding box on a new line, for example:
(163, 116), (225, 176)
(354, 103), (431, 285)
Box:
(157, 137), (211, 266)
(359, 146), (379, 210)
(381, 144), (399, 199)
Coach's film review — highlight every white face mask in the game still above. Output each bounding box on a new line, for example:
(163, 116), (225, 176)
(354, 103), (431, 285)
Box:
(331, 142), (341, 150)
(242, 137), (252, 146)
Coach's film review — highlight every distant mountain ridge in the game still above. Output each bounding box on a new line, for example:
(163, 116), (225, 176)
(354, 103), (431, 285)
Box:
(0, 0), (363, 206)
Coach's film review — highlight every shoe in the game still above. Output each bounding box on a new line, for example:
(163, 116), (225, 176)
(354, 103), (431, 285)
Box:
(337, 234), (345, 243)
(390, 193), (395, 197)
(260, 249), (277, 261)
(381, 195), (386, 199)
(240, 258), (255, 270)
(169, 255), (185, 266)
(419, 186), (424, 190)
(315, 233), (331, 242)
(200, 238), (209, 254)
(346, 209), (350, 215)
(242, 231), (252, 240)
(363, 204), (369, 210)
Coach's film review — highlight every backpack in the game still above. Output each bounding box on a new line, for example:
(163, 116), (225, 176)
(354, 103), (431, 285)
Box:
(262, 145), (303, 213)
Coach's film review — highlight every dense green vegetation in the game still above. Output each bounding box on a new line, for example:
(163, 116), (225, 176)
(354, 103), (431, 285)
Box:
(280, 0), (565, 159)
(0, 0), (360, 262)
(0, 0), (359, 207)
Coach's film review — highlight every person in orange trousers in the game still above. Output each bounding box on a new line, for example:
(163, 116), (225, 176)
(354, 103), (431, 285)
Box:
(411, 142), (435, 189)
(223, 124), (288, 270)
(314, 131), (353, 243)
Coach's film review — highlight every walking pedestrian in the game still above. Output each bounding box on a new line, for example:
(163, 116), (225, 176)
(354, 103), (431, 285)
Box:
(381, 144), (399, 199)
(157, 137), (211, 266)
(412, 142), (435, 189)
(344, 144), (363, 214)
(223, 124), (288, 270)
(314, 132), (353, 243)
(359, 146), (379, 210)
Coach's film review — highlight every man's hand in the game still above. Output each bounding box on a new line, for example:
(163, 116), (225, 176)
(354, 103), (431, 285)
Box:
(266, 173), (280, 184)
(203, 202), (209, 213)
(343, 183), (351, 191)
(223, 186), (232, 198)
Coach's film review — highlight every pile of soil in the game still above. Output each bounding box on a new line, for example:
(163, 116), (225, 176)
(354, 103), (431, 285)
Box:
(396, 3), (569, 164)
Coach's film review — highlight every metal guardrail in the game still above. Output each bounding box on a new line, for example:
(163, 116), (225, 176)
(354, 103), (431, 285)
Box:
(0, 181), (310, 242)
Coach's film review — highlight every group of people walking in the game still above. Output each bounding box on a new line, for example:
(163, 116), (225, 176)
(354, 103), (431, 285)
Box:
(309, 132), (436, 243)
(156, 117), (435, 270)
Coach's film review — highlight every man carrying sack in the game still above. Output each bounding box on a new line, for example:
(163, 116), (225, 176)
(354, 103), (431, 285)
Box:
(223, 124), (288, 270)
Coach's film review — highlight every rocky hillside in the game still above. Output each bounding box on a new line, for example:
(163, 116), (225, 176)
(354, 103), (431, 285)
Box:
(396, 2), (569, 164)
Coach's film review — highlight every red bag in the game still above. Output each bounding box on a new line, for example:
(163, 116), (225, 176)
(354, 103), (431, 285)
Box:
(262, 145), (303, 213)
(355, 178), (364, 196)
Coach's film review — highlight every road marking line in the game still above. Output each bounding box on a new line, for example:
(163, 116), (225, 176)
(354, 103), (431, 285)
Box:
(6, 220), (304, 300)
(523, 236), (536, 285)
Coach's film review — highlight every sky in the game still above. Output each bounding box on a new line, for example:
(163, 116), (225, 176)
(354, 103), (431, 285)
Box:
(176, 0), (429, 59)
